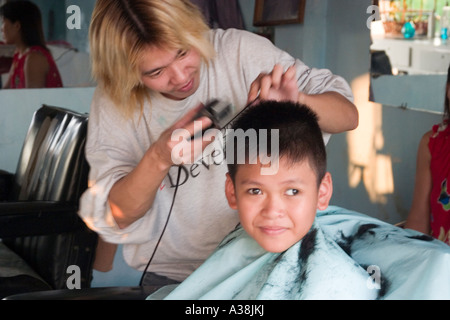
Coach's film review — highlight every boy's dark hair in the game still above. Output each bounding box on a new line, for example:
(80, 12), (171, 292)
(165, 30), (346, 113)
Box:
(226, 100), (326, 185)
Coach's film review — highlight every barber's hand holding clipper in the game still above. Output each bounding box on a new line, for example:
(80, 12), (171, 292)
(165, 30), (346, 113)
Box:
(109, 104), (213, 229)
(154, 104), (215, 167)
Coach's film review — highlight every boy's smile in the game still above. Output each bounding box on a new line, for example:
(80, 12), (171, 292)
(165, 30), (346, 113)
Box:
(225, 157), (332, 253)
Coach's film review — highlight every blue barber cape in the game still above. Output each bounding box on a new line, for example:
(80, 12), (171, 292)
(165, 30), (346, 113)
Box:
(148, 206), (450, 300)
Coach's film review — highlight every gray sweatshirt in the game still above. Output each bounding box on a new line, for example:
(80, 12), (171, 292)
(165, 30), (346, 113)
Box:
(79, 28), (353, 281)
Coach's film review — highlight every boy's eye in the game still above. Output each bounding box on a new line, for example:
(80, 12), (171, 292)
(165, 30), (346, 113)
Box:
(247, 188), (262, 195)
(285, 189), (299, 196)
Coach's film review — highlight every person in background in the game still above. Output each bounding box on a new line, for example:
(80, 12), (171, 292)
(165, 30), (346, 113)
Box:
(79, 0), (358, 288)
(405, 64), (450, 245)
(0, 0), (63, 89)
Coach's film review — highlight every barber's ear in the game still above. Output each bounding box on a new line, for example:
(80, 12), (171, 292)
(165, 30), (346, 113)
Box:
(225, 173), (238, 210)
(317, 172), (333, 210)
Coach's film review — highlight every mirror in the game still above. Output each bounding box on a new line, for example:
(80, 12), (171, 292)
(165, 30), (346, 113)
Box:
(0, 0), (96, 88)
(369, 0), (449, 113)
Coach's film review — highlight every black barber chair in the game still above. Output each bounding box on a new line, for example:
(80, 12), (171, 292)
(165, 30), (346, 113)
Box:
(0, 105), (98, 298)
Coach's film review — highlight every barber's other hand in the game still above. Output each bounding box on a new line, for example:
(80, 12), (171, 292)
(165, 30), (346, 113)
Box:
(248, 64), (299, 103)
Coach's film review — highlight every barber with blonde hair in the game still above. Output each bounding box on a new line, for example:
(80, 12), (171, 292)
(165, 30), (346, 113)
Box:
(80, 0), (358, 287)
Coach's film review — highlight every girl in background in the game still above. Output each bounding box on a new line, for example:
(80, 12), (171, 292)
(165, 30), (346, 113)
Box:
(0, 0), (62, 89)
(406, 64), (450, 245)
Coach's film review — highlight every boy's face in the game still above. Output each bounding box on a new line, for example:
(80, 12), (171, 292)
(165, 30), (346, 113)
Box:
(225, 157), (332, 253)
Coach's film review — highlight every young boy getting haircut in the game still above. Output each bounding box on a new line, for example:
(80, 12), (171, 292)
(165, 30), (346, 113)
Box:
(224, 100), (332, 254)
(148, 100), (377, 300)
(148, 100), (450, 300)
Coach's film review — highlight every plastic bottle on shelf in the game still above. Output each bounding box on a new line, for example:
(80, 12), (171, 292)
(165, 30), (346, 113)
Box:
(441, 3), (450, 40)
(402, 21), (416, 39)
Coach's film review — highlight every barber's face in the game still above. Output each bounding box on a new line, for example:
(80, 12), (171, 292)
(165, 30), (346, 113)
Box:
(139, 45), (202, 100)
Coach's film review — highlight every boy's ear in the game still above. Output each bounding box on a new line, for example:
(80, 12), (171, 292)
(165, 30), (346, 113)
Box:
(225, 173), (238, 210)
(317, 172), (333, 210)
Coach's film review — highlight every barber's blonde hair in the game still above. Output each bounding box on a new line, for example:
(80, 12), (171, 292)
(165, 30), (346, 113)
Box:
(89, 0), (215, 117)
